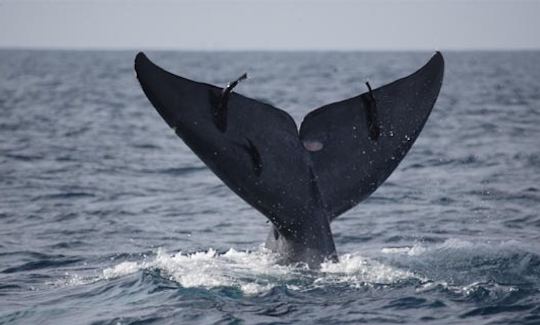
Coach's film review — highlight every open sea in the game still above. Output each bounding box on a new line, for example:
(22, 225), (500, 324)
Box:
(0, 50), (539, 324)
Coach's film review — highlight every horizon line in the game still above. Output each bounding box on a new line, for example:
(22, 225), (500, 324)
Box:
(2, 46), (540, 53)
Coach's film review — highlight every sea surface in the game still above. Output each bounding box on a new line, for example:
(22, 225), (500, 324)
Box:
(1, 50), (539, 324)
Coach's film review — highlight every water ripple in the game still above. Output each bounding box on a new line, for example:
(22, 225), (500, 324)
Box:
(1, 50), (539, 324)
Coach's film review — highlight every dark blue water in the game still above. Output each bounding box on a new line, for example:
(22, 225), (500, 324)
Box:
(1, 50), (539, 324)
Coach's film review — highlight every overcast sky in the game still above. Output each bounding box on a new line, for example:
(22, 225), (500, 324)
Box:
(1, 0), (539, 51)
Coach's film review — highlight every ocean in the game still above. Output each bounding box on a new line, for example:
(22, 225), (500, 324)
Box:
(0, 50), (539, 324)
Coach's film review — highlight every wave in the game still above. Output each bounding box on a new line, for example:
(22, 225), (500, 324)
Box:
(94, 247), (417, 295)
(52, 238), (533, 299)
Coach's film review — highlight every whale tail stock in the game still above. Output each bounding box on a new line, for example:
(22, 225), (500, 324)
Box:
(135, 52), (444, 266)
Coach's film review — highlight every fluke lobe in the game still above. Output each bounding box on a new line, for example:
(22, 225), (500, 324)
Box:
(134, 52), (444, 268)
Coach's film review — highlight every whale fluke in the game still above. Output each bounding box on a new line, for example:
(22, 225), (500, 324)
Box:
(134, 52), (444, 267)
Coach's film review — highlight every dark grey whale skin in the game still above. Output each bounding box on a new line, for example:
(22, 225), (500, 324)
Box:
(134, 52), (444, 268)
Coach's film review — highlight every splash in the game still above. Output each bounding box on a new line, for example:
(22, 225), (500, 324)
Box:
(64, 238), (540, 298)
(99, 247), (418, 294)
(319, 253), (418, 287)
(102, 261), (140, 280)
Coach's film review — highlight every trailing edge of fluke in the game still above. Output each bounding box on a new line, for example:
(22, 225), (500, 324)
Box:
(134, 52), (445, 267)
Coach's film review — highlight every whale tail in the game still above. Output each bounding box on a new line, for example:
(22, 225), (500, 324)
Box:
(135, 52), (444, 260)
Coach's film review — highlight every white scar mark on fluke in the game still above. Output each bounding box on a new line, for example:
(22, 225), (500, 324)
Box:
(303, 141), (324, 152)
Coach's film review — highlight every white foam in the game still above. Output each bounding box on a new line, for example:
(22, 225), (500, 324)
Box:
(151, 247), (296, 294)
(97, 247), (418, 294)
(61, 238), (535, 296)
(381, 247), (412, 254)
(102, 261), (141, 280)
(320, 253), (417, 286)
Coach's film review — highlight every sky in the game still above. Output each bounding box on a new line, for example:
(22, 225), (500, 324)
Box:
(0, 0), (539, 51)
